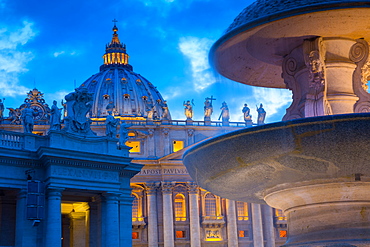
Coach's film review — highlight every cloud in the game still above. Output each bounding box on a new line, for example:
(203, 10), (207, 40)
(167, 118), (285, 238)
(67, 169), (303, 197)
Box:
(44, 90), (70, 105)
(178, 36), (216, 91)
(251, 87), (292, 122)
(0, 21), (36, 97)
(53, 51), (65, 57)
(53, 50), (78, 57)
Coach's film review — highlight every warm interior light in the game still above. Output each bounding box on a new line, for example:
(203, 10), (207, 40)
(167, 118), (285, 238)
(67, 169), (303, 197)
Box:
(173, 140), (184, 152)
(126, 141), (140, 153)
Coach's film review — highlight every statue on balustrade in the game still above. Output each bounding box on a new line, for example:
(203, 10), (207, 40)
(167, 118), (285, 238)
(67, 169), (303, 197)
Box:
(64, 87), (96, 136)
(183, 100), (194, 120)
(21, 103), (38, 133)
(105, 110), (119, 138)
(219, 102), (230, 122)
(204, 96), (216, 120)
(256, 103), (266, 125)
(49, 100), (62, 131)
(0, 99), (4, 122)
(161, 100), (170, 120)
(118, 120), (131, 149)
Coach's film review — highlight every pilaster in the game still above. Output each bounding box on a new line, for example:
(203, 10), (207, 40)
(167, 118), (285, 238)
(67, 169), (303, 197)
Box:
(161, 182), (175, 247)
(187, 182), (201, 247)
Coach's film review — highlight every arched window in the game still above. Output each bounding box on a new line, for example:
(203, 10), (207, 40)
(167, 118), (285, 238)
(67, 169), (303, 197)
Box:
(236, 201), (249, 220)
(174, 194), (186, 221)
(132, 194), (139, 219)
(205, 193), (217, 216)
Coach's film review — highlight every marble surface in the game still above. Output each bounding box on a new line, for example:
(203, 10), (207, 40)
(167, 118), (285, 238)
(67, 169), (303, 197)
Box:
(183, 113), (370, 203)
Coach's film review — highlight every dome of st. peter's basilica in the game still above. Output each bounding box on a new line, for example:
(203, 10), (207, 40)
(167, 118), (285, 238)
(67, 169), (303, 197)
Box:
(79, 24), (170, 120)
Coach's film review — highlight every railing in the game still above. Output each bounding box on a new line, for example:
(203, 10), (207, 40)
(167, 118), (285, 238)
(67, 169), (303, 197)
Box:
(90, 119), (251, 127)
(0, 131), (24, 149)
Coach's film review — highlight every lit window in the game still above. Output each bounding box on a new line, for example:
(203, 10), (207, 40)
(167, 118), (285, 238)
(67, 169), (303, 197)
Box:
(174, 194), (186, 221)
(126, 141), (141, 153)
(176, 230), (186, 239)
(205, 193), (217, 216)
(279, 230), (287, 238)
(275, 208), (287, 221)
(128, 132), (136, 137)
(132, 232), (139, 239)
(236, 201), (249, 220)
(238, 230), (248, 238)
(173, 140), (184, 152)
(132, 195), (138, 218)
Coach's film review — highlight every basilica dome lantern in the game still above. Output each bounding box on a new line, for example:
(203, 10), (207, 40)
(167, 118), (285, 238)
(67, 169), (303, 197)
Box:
(79, 22), (170, 120)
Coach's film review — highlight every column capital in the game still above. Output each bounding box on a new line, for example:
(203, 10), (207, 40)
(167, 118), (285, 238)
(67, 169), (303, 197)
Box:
(46, 186), (64, 198)
(161, 181), (175, 194)
(187, 182), (199, 194)
(145, 182), (160, 195)
(103, 192), (121, 202)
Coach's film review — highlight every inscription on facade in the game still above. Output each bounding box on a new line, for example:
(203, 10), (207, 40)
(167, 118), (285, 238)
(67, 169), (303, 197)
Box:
(138, 168), (188, 175)
(51, 167), (118, 182)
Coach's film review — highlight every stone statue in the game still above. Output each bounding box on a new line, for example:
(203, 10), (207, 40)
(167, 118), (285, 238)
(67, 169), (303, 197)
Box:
(119, 120), (131, 148)
(256, 103), (266, 125)
(183, 100), (193, 120)
(242, 104), (252, 121)
(161, 100), (170, 120)
(0, 99), (4, 121)
(204, 96), (216, 120)
(50, 100), (62, 131)
(106, 101), (115, 114)
(61, 100), (67, 118)
(105, 110), (119, 138)
(64, 87), (96, 136)
(21, 103), (38, 133)
(219, 102), (230, 122)
(146, 102), (155, 120)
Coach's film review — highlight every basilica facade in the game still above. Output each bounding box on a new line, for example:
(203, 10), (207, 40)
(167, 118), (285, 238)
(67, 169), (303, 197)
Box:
(0, 24), (287, 247)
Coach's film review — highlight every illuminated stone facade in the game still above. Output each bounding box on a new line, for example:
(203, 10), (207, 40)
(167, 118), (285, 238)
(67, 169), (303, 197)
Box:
(0, 24), (288, 247)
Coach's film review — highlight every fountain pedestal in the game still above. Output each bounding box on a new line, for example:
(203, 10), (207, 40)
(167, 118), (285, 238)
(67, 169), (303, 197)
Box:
(265, 182), (370, 246)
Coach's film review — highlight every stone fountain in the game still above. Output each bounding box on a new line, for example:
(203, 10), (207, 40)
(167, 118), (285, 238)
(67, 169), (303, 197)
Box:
(183, 1), (370, 246)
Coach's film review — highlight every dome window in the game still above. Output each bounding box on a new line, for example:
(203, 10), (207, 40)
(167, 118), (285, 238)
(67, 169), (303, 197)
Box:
(103, 94), (110, 100)
(142, 96), (148, 101)
(123, 94), (130, 99)
(121, 78), (127, 83)
(136, 79), (142, 84)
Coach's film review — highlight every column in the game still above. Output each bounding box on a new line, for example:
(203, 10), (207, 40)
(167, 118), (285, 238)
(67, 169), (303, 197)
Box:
(146, 183), (159, 247)
(187, 182), (201, 247)
(69, 212), (87, 247)
(187, 129), (195, 146)
(103, 193), (120, 247)
(162, 128), (170, 155)
(119, 188), (133, 247)
(148, 129), (155, 158)
(251, 203), (264, 247)
(16, 190), (37, 247)
(226, 199), (239, 247)
(45, 187), (64, 247)
(161, 182), (174, 247)
(262, 205), (276, 247)
(88, 200), (99, 247)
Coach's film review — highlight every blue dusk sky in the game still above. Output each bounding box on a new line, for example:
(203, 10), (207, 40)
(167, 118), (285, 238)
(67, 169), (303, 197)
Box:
(0, 0), (292, 123)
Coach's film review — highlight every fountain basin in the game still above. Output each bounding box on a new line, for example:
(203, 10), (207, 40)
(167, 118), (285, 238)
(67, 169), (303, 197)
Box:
(183, 113), (370, 246)
(183, 113), (370, 204)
